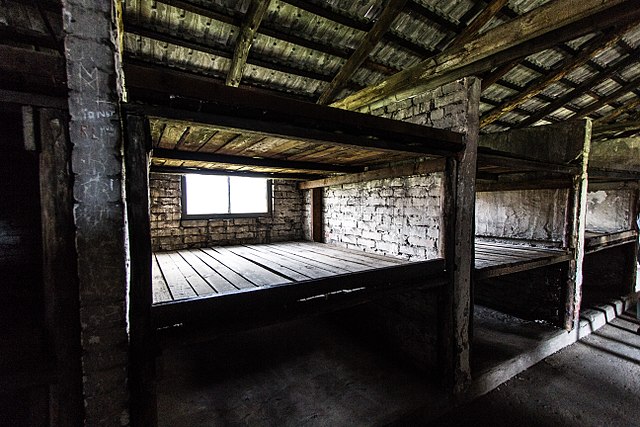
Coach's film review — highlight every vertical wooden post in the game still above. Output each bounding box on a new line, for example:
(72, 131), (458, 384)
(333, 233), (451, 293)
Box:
(563, 119), (591, 330)
(628, 185), (640, 298)
(441, 78), (480, 394)
(39, 108), (84, 426)
(124, 114), (157, 426)
(311, 188), (324, 242)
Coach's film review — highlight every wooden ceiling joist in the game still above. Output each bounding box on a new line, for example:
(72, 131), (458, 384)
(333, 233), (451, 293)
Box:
(225, 0), (272, 87)
(517, 49), (640, 128)
(597, 97), (640, 124)
(152, 148), (365, 174)
(480, 24), (633, 128)
(124, 63), (464, 157)
(330, 0), (640, 112)
(593, 119), (640, 137)
(317, 0), (407, 104)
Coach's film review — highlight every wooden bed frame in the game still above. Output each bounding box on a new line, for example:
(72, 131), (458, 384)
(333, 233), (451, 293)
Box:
(473, 120), (591, 329)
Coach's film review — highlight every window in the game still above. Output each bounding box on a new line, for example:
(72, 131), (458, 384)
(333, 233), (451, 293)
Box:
(182, 174), (271, 218)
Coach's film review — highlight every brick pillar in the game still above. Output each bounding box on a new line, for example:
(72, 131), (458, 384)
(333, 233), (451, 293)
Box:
(62, 1), (130, 424)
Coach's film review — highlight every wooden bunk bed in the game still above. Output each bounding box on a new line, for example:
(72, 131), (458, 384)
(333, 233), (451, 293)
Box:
(581, 137), (640, 306)
(473, 121), (591, 329)
(122, 69), (479, 390)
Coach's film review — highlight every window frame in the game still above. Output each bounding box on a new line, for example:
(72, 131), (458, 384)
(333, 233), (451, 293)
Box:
(180, 174), (273, 220)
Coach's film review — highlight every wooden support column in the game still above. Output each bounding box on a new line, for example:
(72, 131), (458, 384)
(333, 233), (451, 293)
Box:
(440, 78), (480, 394)
(563, 120), (592, 330)
(124, 115), (157, 426)
(628, 184), (640, 296)
(39, 108), (84, 426)
(311, 188), (324, 242)
(62, 0), (130, 423)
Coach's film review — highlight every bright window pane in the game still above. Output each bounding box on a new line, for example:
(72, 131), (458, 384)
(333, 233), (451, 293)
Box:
(230, 177), (269, 213)
(184, 175), (228, 215)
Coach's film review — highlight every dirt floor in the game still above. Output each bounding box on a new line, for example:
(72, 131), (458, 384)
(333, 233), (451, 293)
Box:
(427, 309), (640, 427)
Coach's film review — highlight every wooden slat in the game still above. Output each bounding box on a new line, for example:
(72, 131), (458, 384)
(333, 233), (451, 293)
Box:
(276, 242), (384, 269)
(203, 247), (291, 286)
(155, 252), (198, 300)
(178, 250), (239, 294)
(227, 246), (314, 281)
(259, 244), (354, 274)
(285, 242), (403, 267)
(266, 243), (370, 273)
(584, 230), (638, 253)
(168, 252), (217, 297)
(152, 255), (173, 303)
(246, 244), (340, 278)
(192, 249), (256, 290)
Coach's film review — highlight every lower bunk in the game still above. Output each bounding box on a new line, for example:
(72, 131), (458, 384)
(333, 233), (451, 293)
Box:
(473, 237), (573, 327)
(582, 230), (639, 307)
(151, 241), (447, 345)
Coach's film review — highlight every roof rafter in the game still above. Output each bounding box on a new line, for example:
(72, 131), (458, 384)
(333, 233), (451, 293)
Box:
(226, 0), (272, 87)
(447, 0), (509, 52)
(480, 23), (633, 128)
(517, 48), (640, 127)
(597, 97), (640, 124)
(572, 74), (640, 119)
(317, 0), (407, 104)
(331, 0), (640, 112)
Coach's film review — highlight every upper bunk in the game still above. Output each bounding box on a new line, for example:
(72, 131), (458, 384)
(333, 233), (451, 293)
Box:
(123, 63), (466, 182)
(473, 121), (591, 278)
(584, 136), (640, 253)
(122, 67), (476, 338)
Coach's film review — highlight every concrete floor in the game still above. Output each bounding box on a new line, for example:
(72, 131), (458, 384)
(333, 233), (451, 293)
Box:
(427, 309), (640, 427)
(156, 305), (638, 426)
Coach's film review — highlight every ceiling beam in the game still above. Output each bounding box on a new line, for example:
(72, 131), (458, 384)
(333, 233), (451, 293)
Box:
(480, 24), (632, 127)
(447, 0), (509, 51)
(299, 158), (446, 190)
(226, 0), (272, 87)
(330, 0), (640, 112)
(152, 148), (365, 174)
(517, 48), (640, 127)
(596, 97), (640, 124)
(151, 165), (318, 180)
(317, 0), (407, 104)
(593, 119), (640, 136)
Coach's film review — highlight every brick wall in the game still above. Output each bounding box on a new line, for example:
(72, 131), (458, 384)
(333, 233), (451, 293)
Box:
(150, 173), (304, 251)
(320, 174), (444, 260)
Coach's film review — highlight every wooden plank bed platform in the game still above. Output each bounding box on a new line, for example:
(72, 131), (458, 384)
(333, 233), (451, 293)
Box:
(152, 241), (446, 335)
(584, 230), (638, 254)
(474, 238), (572, 280)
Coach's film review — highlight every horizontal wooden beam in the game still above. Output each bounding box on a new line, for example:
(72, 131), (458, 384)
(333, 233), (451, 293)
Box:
(585, 230), (638, 254)
(331, 0), (640, 111)
(152, 148), (364, 173)
(476, 178), (573, 192)
(475, 252), (572, 280)
(477, 152), (581, 175)
(587, 180), (639, 191)
(124, 63), (465, 157)
(152, 258), (446, 331)
(588, 167), (640, 181)
(299, 158), (446, 189)
(0, 89), (67, 109)
(150, 165), (318, 180)
(593, 119), (640, 136)
(574, 74), (640, 119)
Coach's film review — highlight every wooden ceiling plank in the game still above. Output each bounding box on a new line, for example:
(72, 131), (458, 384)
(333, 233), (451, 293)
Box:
(517, 48), (640, 128)
(447, 0), (509, 52)
(152, 148), (362, 173)
(330, 0), (640, 112)
(480, 23), (634, 128)
(225, 0), (272, 87)
(317, 0), (408, 105)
